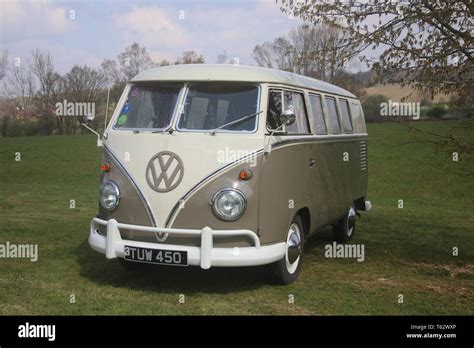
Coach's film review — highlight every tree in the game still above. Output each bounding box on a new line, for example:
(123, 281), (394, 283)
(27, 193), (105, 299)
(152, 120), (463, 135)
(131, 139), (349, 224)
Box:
(62, 65), (106, 102)
(279, 0), (474, 175)
(253, 36), (295, 72)
(100, 59), (122, 88)
(30, 49), (62, 133)
(253, 42), (275, 69)
(216, 51), (229, 64)
(61, 65), (107, 134)
(117, 42), (155, 80)
(279, 0), (473, 104)
(0, 50), (8, 80)
(4, 62), (36, 119)
(253, 24), (352, 82)
(175, 51), (205, 64)
(157, 59), (170, 66)
(361, 94), (390, 123)
(102, 43), (156, 104)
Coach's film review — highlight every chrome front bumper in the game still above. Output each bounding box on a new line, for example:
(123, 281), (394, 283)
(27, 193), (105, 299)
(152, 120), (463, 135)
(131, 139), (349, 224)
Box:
(89, 218), (286, 269)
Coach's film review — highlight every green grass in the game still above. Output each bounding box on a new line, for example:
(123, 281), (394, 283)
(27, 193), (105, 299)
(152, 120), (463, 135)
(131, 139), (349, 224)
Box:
(0, 121), (473, 315)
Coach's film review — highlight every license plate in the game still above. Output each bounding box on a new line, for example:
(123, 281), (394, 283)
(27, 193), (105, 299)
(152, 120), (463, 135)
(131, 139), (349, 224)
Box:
(124, 246), (188, 266)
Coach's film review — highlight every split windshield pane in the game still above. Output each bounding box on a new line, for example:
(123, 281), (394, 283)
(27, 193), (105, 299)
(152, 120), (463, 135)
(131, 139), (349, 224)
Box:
(114, 83), (182, 130)
(177, 84), (259, 132)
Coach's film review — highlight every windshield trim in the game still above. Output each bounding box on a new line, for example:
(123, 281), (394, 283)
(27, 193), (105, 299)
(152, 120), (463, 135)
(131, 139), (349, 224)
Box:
(111, 82), (184, 132)
(175, 83), (261, 134)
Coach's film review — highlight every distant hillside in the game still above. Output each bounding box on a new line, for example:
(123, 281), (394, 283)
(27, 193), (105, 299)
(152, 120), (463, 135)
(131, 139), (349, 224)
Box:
(348, 69), (375, 87)
(366, 83), (451, 103)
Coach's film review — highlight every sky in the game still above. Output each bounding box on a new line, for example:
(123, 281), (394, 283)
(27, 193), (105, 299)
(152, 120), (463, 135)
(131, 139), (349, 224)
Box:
(0, 0), (378, 75)
(0, 0), (323, 74)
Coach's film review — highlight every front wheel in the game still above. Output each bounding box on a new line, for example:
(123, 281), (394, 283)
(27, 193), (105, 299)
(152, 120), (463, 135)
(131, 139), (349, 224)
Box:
(270, 215), (305, 285)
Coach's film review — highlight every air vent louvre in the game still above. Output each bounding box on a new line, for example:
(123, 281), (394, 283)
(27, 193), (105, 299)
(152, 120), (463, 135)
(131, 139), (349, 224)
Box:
(360, 141), (367, 172)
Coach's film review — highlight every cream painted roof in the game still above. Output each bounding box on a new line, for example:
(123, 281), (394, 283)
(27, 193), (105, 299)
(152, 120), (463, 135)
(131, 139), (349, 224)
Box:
(131, 64), (356, 98)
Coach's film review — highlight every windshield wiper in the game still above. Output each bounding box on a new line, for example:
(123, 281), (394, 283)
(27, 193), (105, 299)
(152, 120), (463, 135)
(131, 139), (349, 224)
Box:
(209, 110), (263, 135)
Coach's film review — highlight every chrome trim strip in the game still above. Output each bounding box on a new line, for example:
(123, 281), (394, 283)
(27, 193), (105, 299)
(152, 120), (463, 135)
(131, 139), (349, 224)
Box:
(271, 134), (368, 149)
(165, 147), (265, 227)
(103, 143), (157, 227)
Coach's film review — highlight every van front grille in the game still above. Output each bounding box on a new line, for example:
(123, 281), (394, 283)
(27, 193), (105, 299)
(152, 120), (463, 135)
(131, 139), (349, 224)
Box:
(360, 141), (367, 172)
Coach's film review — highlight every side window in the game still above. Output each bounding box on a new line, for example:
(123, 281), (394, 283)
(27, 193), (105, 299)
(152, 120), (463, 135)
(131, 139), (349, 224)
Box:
(338, 98), (353, 133)
(283, 90), (309, 134)
(350, 101), (367, 133)
(266, 89), (282, 130)
(325, 96), (341, 134)
(308, 94), (327, 135)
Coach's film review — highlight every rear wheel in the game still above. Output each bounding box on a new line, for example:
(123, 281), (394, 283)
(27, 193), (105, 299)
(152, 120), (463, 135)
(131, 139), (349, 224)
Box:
(270, 215), (305, 285)
(332, 206), (357, 243)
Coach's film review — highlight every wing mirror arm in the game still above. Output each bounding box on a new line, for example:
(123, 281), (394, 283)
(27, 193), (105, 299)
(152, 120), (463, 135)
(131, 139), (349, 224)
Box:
(264, 126), (283, 154)
(264, 109), (296, 154)
(81, 122), (103, 147)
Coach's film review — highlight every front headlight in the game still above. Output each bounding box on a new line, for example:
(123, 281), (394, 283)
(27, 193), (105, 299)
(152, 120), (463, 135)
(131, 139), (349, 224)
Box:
(211, 188), (246, 221)
(99, 181), (120, 211)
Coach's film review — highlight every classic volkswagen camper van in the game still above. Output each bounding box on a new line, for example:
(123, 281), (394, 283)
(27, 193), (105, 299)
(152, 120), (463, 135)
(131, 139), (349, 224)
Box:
(89, 64), (371, 284)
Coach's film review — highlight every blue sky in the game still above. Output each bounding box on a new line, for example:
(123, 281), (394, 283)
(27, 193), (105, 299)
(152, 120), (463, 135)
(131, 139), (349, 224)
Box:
(0, 0), (319, 73)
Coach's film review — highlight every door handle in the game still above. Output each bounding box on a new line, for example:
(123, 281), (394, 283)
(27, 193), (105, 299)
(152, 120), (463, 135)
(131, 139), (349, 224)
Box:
(309, 158), (316, 168)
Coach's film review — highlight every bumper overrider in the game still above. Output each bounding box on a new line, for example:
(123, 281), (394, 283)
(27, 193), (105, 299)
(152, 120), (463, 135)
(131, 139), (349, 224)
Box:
(89, 218), (286, 269)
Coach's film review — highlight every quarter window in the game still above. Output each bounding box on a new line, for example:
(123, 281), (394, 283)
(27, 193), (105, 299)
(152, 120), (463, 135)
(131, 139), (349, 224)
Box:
(266, 89), (309, 134)
(308, 94), (327, 135)
(338, 98), (353, 133)
(325, 96), (341, 134)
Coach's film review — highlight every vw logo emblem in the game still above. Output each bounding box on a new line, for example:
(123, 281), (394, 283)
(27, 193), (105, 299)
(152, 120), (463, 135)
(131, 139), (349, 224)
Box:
(146, 151), (184, 192)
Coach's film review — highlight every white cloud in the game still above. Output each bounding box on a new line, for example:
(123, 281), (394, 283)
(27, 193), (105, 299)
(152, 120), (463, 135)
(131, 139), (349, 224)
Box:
(4, 37), (102, 73)
(0, 0), (72, 44)
(0, 0), (306, 72)
(113, 6), (189, 49)
(180, 0), (304, 64)
(111, 0), (302, 65)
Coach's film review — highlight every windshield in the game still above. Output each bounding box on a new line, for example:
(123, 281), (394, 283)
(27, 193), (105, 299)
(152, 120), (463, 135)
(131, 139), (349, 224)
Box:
(114, 83), (182, 130)
(177, 84), (259, 132)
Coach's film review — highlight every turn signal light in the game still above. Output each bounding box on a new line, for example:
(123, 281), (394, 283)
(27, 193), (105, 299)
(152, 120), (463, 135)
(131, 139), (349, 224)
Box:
(100, 163), (110, 172)
(239, 168), (253, 180)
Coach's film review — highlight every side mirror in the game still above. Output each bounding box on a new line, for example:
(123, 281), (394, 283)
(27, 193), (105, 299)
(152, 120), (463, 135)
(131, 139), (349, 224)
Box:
(265, 108), (296, 155)
(82, 114), (95, 125)
(279, 109), (296, 126)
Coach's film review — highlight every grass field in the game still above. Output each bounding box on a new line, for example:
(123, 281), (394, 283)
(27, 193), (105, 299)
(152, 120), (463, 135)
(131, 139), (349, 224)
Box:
(0, 121), (473, 315)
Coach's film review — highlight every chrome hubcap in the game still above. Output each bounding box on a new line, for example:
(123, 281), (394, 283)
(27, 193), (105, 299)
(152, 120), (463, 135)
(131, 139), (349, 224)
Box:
(287, 231), (301, 264)
(347, 207), (356, 237)
(285, 223), (302, 274)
